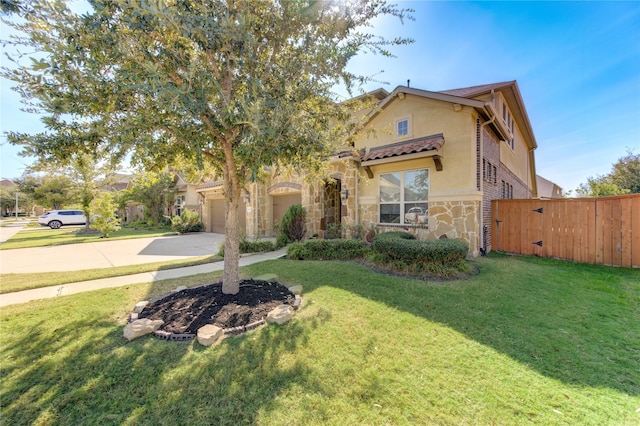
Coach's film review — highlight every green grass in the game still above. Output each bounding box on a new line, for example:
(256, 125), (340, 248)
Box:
(0, 227), (177, 250)
(1, 254), (638, 425)
(0, 255), (222, 294)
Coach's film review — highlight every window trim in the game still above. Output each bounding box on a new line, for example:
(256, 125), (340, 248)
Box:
(378, 167), (429, 226)
(395, 115), (412, 139)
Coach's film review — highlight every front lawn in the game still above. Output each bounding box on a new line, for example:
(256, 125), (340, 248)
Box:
(0, 227), (177, 250)
(1, 254), (638, 425)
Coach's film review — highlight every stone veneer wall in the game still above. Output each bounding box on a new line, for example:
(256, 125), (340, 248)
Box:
(424, 201), (480, 256)
(358, 198), (480, 256)
(253, 162), (359, 239)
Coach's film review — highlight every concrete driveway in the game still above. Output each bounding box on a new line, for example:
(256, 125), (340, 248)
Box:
(0, 231), (225, 273)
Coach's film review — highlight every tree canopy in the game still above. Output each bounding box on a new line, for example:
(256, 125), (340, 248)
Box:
(575, 149), (639, 197)
(2, 0), (413, 293)
(15, 173), (76, 210)
(125, 171), (176, 225)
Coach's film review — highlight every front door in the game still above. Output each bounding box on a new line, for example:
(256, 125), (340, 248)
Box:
(323, 180), (341, 239)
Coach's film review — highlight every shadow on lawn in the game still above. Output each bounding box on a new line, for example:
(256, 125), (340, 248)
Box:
(248, 255), (640, 397)
(1, 305), (331, 425)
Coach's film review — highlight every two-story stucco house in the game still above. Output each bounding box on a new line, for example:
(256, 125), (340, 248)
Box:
(197, 80), (538, 256)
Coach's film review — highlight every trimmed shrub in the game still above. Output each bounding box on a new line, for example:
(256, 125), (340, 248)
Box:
(372, 231), (468, 270)
(218, 238), (276, 256)
(280, 204), (307, 243)
(240, 239), (276, 253)
(170, 210), (204, 233)
(287, 239), (370, 260)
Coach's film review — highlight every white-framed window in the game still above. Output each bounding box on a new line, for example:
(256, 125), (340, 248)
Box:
(483, 159), (497, 185)
(379, 169), (429, 225)
(396, 118), (409, 137)
(501, 180), (514, 199)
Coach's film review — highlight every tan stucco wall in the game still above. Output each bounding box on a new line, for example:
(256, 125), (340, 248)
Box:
(356, 95), (480, 195)
(500, 125), (532, 191)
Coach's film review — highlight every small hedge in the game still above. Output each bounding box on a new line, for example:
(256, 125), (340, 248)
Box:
(287, 239), (370, 260)
(286, 231), (471, 278)
(170, 210), (204, 233)
(372, 231), (468, 269)
(218, 239), (276, 256)
(240, 239), (276, 253)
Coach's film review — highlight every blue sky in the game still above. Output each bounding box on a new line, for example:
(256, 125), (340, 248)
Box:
(1, 1), (639, 194)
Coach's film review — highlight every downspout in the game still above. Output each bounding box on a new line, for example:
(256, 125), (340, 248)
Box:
(528, 147), (536, 198)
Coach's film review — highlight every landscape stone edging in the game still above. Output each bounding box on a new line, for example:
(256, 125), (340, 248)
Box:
(126, 276), (301, 344)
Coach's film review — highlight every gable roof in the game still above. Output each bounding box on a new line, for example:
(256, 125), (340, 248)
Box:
(438, 81), (516, 97)
(439, 80), (537, 150)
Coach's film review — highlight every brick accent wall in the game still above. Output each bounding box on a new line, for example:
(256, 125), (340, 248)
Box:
(481, 127), (529, 253)
(482, 127), (501, 253)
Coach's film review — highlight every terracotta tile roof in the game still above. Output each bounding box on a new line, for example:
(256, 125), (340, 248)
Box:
(438, 81), (515, 98)
(362, 134), (444, 163)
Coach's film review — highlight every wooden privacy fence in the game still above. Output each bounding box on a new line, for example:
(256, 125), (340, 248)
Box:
(492, 194), (640, 268)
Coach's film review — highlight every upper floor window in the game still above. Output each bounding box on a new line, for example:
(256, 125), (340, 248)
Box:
(396, 118), (409, 137)
(379, 169), (429, 225)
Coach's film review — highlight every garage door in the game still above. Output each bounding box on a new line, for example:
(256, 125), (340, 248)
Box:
(272, 193), (302, 228)
(210, 199), (246, 234)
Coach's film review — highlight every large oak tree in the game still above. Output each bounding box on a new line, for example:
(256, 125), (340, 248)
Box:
(2, 0), (412, 294)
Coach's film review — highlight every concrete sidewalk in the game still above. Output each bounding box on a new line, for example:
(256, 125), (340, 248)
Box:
(0, 220), (30, 243)
(0, 248), (287, 307)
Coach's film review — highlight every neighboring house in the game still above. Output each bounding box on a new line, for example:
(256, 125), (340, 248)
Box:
(101, 174), (143, 222)
(536, 175), (563, 199)
(197, 80), (539, 256)
(0, 179), (15, 188)
(104, 173), (133, 192)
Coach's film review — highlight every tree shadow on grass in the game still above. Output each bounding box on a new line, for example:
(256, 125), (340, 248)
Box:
(0, 300), (331, 425)
(246, 256), (640, 397)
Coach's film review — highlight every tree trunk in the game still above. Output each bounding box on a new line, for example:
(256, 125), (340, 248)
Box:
(222, 192), (241, 294)
(221, 139), (242, 295)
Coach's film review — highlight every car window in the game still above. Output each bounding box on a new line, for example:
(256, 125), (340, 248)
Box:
(60, 211), (71, 215)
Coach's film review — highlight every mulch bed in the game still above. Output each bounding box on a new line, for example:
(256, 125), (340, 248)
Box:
(138, 279), (295, 334)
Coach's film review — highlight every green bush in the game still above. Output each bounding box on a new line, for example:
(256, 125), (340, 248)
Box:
(372, 231), (468, 270)
(276, 234), (289, 249)
(170, 209), (204, 233)
(240, 239), (276, 253)
(218, 237), (276, 256)
(90, 193), (121, 238)
(287, 239), (370, 260)
(280, 204), (307, 243)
